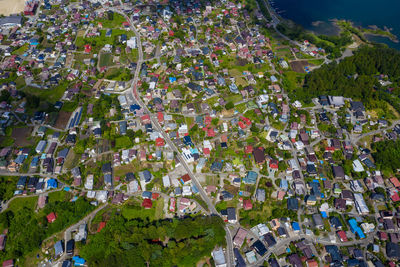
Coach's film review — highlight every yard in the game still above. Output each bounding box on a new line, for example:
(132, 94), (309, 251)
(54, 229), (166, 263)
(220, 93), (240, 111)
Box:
(23, 81), (70, 103)
(113, 160), (141, 178)
(121, 198), (164, 221)
(229, 69), (248, 87)
(99, 52), (113, 68)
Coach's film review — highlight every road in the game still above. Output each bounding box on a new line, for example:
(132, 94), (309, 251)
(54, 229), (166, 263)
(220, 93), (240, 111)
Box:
(108, 7), (236, 266)
(350, 119), (400, 145)
(252, 230), (377, 266)
(54, 204), (109, 265)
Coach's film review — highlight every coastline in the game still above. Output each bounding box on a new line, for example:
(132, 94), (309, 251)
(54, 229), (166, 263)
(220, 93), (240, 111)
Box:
(268, 0), (400, 49)
(0, 0), (26, 16)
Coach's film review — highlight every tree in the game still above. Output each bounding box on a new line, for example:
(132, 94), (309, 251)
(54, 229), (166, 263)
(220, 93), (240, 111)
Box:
(225, 101), (234, 110)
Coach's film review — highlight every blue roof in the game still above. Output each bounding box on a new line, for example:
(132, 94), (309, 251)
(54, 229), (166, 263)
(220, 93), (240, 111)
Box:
(292, 222), (300, 231)
(280, 179), (288, 189)
(348, 219), (365, 239)
(72, 256), (85, 266)
(142, 191), (152, 198)
(192, 185), (199, 194)
(64, 187), (70, 192)
(47, 179), (58, 189)
(321, 211), (328, 218)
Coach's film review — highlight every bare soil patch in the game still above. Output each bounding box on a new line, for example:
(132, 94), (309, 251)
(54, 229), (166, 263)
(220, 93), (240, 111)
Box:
(12, 127), (33, 147)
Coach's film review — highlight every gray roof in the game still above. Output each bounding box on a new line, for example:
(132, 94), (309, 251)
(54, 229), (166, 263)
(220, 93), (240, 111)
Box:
(0, 15), (22, 26)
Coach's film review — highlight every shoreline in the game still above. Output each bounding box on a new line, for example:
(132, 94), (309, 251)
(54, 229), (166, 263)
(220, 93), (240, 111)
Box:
(267, 0), (400, 47)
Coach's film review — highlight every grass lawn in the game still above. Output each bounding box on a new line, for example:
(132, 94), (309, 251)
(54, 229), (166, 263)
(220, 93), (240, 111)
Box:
(229, 69), (248, 87)
(121, 199), (157, 221)
(99, 52), (113, 68)
(7, 196), (38, 212)
(64, 150), (79, 171)
(95, 13), (126, 29)
(115, 136), (133, 149)
(114, 160), (141, 177)
(235, 102), (247, 113)
(14, 76), (25, 89)
(23, 81), (69, 103)
(283, 71), (305, 92)
(154, 198), (164, 220)
(225, 94), (243, 104)
(12, 44), (29, 55)
(48, 191), (71, 203)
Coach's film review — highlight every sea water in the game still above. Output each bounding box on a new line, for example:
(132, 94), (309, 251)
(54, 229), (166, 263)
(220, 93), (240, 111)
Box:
(271, 0), (400, 49)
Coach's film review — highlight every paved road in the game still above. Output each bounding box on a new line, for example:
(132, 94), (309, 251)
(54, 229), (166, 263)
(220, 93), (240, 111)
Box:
(350, 120), (400, 145)
(54, 204), (109, 265)
(108, 7), (236, 266)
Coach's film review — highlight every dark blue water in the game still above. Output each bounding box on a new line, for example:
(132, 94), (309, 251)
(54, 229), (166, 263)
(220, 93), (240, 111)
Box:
(270, 0), (400, 49)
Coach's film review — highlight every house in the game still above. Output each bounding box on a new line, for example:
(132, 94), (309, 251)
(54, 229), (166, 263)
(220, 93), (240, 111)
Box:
(233, 228), (247, 247)
(54, 240), (64, 258)
(142, 199), (153, 209)
(287, 254), (302, 267)
(337, 230), (348, 242)
(252, 147), (265, 164)
(2, 260), (13, 267)
(212, 247), (227, 267)
(243, 171), (257, 184)
(0, 235), (6, 250)
(332, 165), (345, 180)
(386, 242), (400, 260)
(252, 240), (267, 256)
(47, 212), (57, 223)
(312, 214), (323, 229)
(287, 198), (299, 210)
(227, 207), (237, 223)
(243, 199), (252, 210)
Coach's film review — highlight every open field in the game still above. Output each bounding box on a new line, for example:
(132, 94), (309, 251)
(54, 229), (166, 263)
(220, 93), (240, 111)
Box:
(54, 111), (72, 129)
(11, 127), (33, 147)
(0, 0), (25, 16)
(290, 60), (309, 73)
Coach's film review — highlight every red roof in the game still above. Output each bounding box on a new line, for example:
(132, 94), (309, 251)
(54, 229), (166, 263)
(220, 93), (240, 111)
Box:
(269, 159), (279, 169)
(391, 192), (400, 202)
(168, 30), (174, 36)
(243, 199), (252, 210)
(97, 222), (106, 232)
(157, 112), (164, 123)
(207, 128), (215, 137)
(390, 177), (400, 188)
(306, 260), (318, 267)
(238, 121), (246, 129)
(337, 230), (348, 242)
(155, 137), (165, 147)
(2, 259), (13, 267)
(245, 145), (253, 154)
(141, 114), (151, 124)
(204, 116), (212, 126)
(203, 147), (210, 155)
(379, 231), (388, 240)
(83, 44), (92, 53)
(181, 174), (191, 184)
(142, 199), (153, 209)
(46, 212), (56, 223)
(152, 193), (159, 200)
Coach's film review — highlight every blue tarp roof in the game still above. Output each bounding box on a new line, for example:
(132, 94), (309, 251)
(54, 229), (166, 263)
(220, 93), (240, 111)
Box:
(47, 179), (57, 189)
(321, 211), (328, 218)
(72, 256), (85, 266)
(292, 222), (300, 231)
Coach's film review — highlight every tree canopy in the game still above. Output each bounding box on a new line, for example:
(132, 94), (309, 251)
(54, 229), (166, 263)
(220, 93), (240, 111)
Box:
(80, 214), (226, 266)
